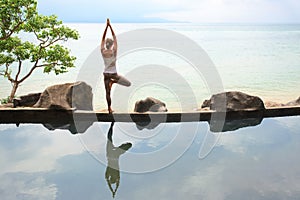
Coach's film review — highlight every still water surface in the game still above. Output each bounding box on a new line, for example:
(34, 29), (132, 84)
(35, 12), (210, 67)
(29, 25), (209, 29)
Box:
(0, 116), (300, 199)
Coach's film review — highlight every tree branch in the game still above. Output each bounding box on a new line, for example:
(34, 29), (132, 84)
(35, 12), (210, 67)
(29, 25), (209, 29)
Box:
(33, 31), (47, 44)
(0, 20), (23, 40)
(42, 36), (62, 48)
(2, 63), (14, 83)
(35, 62), (60, 68)
(15, 57), (22, 81)
(18, 52), (40, 84)
(18, 65), (37, 84)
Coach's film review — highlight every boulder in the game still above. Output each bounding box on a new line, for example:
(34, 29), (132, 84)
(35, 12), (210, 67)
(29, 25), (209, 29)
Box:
(13, 93), (41, 107)
(201, 99), (211, 109)
(134, 97), (167, 130)
(285, 97), (300, 106)
(201, 91), (265, 112)
(134, 97), (168, 113)
(34, 81), (93, 110)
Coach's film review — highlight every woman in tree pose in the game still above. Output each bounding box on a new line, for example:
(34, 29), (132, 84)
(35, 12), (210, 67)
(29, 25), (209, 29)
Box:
(101, 18), (131, 113)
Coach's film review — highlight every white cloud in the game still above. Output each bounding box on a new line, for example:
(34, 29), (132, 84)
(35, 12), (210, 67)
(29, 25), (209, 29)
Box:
(0, 124), (17, 131)
(0, 173), (57, 200)
(37, 0), (300, 22)
(145, 0), (300, 23)
(0, 125), (85, 173)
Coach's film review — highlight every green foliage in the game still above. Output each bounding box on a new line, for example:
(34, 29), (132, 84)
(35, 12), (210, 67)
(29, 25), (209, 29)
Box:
(0, 0), (80, 102)
(0, 96), (11, 104)
(0, 0), (37, 40)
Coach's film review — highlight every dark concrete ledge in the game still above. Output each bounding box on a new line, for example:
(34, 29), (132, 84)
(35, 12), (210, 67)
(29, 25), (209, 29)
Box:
(0, 106), (300, 124)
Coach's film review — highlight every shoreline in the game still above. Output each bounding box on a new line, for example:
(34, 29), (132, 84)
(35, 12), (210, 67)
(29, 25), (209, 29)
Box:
(1, 95), (299, 111)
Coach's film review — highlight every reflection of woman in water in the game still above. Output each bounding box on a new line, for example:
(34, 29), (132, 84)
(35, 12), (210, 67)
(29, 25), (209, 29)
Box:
(105, 122), (132, 198)
(101, 18), (131, 113)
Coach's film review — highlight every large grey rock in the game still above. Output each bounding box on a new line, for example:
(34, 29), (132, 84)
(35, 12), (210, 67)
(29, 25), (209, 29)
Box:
(134, 97), (167, 130)
(34, 81), (93, 110)
(13, 93), (41, 107)
(202, 91), (265, 112)
(134, 97), (168, 113)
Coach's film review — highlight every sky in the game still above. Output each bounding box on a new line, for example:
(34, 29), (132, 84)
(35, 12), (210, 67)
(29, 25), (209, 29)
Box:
(38, 0), (300, 23)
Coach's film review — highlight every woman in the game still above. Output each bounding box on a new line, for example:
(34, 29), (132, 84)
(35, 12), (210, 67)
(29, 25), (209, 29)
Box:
(101, 19), (131, 113)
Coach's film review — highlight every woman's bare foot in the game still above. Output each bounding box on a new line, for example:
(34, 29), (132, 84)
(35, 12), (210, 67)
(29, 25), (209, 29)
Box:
(108, 107), (114, 114)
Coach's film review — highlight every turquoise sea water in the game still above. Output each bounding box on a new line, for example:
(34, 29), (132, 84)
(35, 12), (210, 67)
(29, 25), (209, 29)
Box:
(1, 23), (300, 111)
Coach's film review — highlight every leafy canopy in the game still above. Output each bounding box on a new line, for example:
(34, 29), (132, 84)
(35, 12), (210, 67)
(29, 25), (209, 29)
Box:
(0, 0), (80, 101)
(0, 0), (37, 40)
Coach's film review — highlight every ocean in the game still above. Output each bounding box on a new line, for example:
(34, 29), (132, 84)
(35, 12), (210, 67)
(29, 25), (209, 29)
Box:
(1, 23), (300, 200)
(1, 23), (300, 111)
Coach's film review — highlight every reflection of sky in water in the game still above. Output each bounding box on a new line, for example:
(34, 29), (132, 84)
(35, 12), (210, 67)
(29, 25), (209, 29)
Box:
(0, 116), (300, 199)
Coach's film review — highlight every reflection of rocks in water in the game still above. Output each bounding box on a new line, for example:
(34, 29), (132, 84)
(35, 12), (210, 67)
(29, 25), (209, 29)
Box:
(209, 117), (263, 132)
(133, 113), (169, 130)
(133, 97), (167, 130)
(135, 120), (161, 130)
(43, 121), (94, 134)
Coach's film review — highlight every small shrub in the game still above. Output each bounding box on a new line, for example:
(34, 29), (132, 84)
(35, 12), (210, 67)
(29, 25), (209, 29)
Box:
(0, 96), (10, 104)
(0, 96), (16, 104)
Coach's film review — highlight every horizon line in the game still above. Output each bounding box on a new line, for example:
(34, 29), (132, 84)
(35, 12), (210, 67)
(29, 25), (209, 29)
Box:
(61, 21), (300, 25)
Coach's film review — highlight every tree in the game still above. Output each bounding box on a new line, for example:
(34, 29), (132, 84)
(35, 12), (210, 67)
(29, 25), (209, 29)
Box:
(0, 0), (37, 40)
(0, 0), (79, 102)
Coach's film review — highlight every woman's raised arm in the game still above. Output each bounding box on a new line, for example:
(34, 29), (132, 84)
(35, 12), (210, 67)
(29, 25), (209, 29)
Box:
(108, 22), (117, 54)
(101, 19), (110, 51)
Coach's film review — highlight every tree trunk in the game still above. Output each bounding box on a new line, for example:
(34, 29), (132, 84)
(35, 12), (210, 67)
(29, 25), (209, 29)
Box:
(9, 82), (19, 103)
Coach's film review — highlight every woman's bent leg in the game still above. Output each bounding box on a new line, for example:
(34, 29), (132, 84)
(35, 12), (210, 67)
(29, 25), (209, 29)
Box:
(114, 74), (131, 87)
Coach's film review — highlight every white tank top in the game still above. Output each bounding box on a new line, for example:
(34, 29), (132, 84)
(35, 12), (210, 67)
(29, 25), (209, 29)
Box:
(103, 56), (117, 73)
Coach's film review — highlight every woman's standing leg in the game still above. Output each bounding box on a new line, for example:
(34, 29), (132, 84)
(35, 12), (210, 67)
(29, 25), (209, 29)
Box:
(104, 75), (113, 113)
